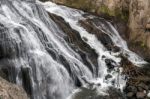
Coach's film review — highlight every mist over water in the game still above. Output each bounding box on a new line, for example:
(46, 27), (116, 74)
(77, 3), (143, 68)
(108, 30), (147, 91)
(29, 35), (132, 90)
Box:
(0, 0), (147, 99)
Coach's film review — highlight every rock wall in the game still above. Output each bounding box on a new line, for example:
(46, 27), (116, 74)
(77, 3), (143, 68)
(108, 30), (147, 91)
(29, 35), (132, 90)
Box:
(129, 0), (150, 46)
(0, 77), (28, 99)
(49, 0), (129, 21)
(128, 0), (150, 61)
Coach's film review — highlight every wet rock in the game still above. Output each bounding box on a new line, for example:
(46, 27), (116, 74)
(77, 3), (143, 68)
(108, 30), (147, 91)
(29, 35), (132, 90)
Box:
(111, 80), (115, 85)
(105, 74), (112, 80)
(138, 82), (149, 90)
(46, 48), (57, 60)
(107, 87), (126, 99)
(111, 46), (121, 52)
(75, 77), (82, 87)
(0, 68), (9, 81)
(137, 87), (144, 92)
(105, 59), (115, 70)
(102, 55), (106, 59)
(21, 67), (33, 96)
(126, 86), (137, 93)
(82, 37), (88, 42)
(136, 92), (146, 99)
(97, 83), (101, 86)
(126, 92), (134, 98)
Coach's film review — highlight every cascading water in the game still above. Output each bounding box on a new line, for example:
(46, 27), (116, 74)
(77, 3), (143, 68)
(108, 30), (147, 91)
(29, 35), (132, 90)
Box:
(0, 0), (147, 99)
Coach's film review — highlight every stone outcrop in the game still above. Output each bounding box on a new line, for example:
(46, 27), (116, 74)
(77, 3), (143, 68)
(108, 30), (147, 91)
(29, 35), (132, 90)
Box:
(48, 0), (129, 21)
(129, 0), (150, 43)
(0, 77), (28, 99)
(127, 0), (150, 62)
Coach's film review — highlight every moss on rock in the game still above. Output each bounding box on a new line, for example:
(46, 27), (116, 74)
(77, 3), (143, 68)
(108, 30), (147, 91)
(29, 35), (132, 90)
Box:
(47, 0), (130, 22)
(97, 5), (115, 16)
(96, 5), (129, 22)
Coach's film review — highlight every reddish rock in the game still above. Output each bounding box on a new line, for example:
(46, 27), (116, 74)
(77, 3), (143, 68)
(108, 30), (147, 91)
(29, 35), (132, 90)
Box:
(136, 92), (146, 99)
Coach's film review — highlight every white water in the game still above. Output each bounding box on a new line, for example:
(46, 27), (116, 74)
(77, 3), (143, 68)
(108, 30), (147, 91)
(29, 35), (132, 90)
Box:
(43, 1), (147, 98)
(0, 0), (147, 99)
(43, 1), (147, 67)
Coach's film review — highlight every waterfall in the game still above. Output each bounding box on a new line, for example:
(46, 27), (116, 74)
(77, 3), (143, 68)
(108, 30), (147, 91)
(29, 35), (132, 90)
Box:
(0, 0), (147, 99)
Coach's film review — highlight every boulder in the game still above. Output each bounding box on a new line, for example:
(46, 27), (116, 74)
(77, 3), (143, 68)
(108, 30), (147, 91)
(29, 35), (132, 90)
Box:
(126, 92), (134, 98)
(136, 92), (146, 99)
(0, 77), (28, 99)
(146, 24), (150, 30)
(126, 86), (137, 93)
(138, 82), (149, 90)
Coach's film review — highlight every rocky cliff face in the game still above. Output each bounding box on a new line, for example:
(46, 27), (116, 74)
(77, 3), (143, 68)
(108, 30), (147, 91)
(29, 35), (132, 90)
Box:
(44, 0), (150, 61)
(49, 0), (129, 21)
(128, 0), (150, 61)
(129, 0), (150, 43)
(0, 77), (28, 99)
